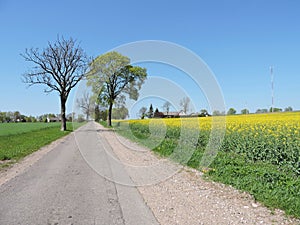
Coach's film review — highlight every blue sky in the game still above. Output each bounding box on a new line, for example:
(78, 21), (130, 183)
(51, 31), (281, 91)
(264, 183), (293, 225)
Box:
(0, 0), (299, 117)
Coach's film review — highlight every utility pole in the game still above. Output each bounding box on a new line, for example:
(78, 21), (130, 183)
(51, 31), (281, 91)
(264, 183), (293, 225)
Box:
(270, 66), (274, 112)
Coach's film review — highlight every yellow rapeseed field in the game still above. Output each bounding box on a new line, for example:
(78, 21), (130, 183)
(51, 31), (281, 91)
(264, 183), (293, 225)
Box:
(123, 111), (300, 136)
(116, 111), (300, 174)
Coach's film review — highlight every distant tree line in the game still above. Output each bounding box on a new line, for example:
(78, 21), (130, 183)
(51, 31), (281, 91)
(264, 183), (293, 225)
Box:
(136, 104), (295, 119)
(138, 102), (210, 119)
(138, 97), (194, 119)
(0, 111), (78, 123)
(0, 111), (38, 123)
(212, 106), (294, 116)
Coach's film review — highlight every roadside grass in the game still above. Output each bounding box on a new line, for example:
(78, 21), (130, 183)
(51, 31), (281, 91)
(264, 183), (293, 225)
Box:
(104, 119), (300, 219)
(70, 121), (87, 130)
(0, 122), (85, 163)
(207, 152), (300, 218)
(99, 120), (110, 128)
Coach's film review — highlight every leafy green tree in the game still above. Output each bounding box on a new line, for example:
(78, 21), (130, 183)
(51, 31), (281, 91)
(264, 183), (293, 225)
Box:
(20, 114), (26, 122)
(284, 106), (293, 112)
(32, 117), (37, 122)
(13, 111), (21, 122)
(256, 108), (268, 114)
(0, 112), (6, 123)
(48, 113), (56, 118)
(6, 111), (13, 122)
(94, 105), (101, 122)
(270, 107), (282, 112)
(199, 109), (209, 117)
(87, 51), (147, 126)
(112, 106), (128, 120)
(38, 114), (45, 122)
(241, 108), (249, 114)
(100, 109), (108, 121)
(21, 36), (88, 131)
(227, 108), (237, 115)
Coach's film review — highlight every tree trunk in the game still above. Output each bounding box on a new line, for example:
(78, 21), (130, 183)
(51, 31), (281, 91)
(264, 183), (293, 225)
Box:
(86, 110), (90, 121)
(60, 95), (67, 131)
(107, 101), (113, 127)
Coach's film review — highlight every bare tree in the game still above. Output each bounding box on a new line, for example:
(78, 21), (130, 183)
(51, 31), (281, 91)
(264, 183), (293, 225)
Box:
(21, 36), (88, 131)
(163, 101), (171, 115)
(138, 106), (147, 119)
(179, 97), (190, 114)
(76, 91), (94, 121)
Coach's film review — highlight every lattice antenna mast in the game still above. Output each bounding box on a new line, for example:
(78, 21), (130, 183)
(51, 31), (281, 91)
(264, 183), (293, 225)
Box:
(270, 66), (274, 112)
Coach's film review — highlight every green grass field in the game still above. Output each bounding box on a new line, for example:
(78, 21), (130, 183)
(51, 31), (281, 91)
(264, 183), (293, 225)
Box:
(0, 122), (84, 163)
(0, 122), (63, 136)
